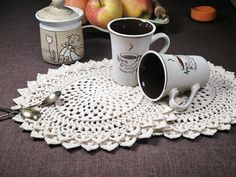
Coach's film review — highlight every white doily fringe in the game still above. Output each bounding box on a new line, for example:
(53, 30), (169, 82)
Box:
(12, 59), (236, 151)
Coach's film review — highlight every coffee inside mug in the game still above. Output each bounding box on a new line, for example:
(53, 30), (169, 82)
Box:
(109, 18), (154, 35)
(138, 52), (166, 100)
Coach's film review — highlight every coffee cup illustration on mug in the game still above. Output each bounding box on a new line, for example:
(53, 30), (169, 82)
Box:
(108, 17), (170, 86)
(117, 52), (142, 75)
(137, 50), (210, 112)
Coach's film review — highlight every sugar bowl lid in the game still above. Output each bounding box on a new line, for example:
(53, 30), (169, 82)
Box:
(36, 0), (83, 24)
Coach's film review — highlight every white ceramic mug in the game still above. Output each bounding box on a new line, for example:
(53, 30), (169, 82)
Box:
(137, 50), (210, 111)
(107, 17), (170, 86)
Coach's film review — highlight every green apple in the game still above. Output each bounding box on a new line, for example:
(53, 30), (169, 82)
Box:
(86, 0), (123, 29)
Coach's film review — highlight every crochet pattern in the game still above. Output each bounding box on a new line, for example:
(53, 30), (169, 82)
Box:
(12, 59), (236, 151)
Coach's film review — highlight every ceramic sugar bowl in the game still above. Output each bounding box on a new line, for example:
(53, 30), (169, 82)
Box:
(36, 0), (84, 65)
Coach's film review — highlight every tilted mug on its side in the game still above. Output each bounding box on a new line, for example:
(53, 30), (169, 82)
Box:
(137, 50), (210, 111)
(107, 17), (171, 86)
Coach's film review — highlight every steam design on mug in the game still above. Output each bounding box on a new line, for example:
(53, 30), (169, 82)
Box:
(116, 43), (142, 75)
(168, 56), (198, 75)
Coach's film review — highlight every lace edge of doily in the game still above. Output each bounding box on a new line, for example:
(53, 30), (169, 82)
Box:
(11, 59), (236, 151)
(11, 113), (154, 151)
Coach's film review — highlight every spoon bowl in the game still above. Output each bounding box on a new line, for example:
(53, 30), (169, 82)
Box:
(41, 91), (61, 106)
(20, 107), (41, 121)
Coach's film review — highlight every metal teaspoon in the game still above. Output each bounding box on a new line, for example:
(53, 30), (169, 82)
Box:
(20, 91), (61, 120)
(0, 91), (61, 121)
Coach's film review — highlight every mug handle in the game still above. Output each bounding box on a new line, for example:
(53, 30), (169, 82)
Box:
(168, 83), (201, 112)
(151, 33), (170, 53)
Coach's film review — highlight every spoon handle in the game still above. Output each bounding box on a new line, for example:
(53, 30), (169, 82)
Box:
(0, 107), (20, 115)
(0, 112), (16, 121)
(0, 107), (12, 113)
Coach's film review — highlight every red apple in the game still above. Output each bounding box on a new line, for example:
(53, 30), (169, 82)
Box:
(64, 0), (89, 24)
(64, 0), (88, 10)
(121, 0), (153, 19)
(86, 0), (123, 29)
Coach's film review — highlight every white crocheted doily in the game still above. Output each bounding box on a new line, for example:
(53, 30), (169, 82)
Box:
(12, 59), (236, 151)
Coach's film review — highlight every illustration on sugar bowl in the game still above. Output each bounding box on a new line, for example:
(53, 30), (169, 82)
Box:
(36, 0), (84, 65)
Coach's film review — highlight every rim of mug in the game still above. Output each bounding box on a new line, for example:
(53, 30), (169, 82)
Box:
(107, 17), (156, 38)
(137, 50), (167, 101)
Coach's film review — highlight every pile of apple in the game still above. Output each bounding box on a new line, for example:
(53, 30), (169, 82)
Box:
(65, 0), (153, 29)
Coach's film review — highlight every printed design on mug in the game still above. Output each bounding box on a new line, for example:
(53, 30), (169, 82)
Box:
(46, 34), (56, 62)
(168, 56), (197, 74)
(116, 43), (141, 75)
(59, 34), (84, 63)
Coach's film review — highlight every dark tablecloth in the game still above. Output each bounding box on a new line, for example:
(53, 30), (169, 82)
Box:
(0, 0), (235, 177)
